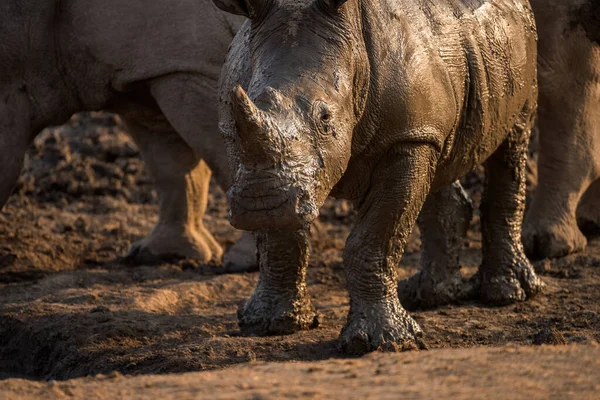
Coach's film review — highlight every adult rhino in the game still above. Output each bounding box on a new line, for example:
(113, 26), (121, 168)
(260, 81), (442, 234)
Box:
(215, 0), (544, 353)
(523, 0), (600, 260)
(0, 0), (255, 269)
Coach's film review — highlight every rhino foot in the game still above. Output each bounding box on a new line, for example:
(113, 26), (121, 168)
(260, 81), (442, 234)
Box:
(397, 269), (475, 311)
(223, 232), (258, 273)
(339, 300), (425, 356)
(125, 226), (223, 265)
(477, 254), (545, 306)
(237, 291), (319, 336)
(522, 219), (587, 260)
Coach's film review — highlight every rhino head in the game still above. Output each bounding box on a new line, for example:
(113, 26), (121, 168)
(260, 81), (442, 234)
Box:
(215, 0), (369, 231)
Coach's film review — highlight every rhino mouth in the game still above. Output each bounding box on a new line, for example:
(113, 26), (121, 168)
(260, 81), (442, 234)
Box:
(227, 179), (317, 231)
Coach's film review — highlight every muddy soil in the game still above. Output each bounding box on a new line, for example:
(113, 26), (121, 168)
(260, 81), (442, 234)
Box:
(1, 114), (599, 392)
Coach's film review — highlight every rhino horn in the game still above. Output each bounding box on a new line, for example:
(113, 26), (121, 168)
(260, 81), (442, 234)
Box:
(232, 85), (276, 162)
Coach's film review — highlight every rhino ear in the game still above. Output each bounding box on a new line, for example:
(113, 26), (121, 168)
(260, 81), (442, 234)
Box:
(212, 0), (249, 17)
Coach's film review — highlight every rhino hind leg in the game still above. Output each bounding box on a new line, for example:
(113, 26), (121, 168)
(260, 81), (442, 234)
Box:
(146, 73), (258, 270)
(522, 23), (600, 259)
(522, 122), (591, 260)
(237, 230), (319, 335)
(577, 178), (600, 237)
(398, 181), (475, 310)
(122, 117), (223, 265)
(477, 107), (544, 305)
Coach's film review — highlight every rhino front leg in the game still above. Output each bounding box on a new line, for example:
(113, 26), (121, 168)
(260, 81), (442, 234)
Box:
(478, 111), (544, 305)
(398, 181), (474, 310)
(122, 117), (224, 264)
(340, 143), (438, 355)
(238, 229), (319, 335)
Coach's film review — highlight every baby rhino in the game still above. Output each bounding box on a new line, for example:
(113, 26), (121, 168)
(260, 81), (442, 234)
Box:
(215, 0), (544, 353)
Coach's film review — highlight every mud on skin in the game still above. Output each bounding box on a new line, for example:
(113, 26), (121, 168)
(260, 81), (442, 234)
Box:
(237, 230), (320, 335)
(215, 0), (544, 353)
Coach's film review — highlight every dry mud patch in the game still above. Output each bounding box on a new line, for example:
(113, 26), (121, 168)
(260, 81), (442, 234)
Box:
(0, 114), (599, 395)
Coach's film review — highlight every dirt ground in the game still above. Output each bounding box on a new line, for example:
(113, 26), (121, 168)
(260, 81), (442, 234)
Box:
(2, 345), (599, 399)
(1, 114), (599, 395)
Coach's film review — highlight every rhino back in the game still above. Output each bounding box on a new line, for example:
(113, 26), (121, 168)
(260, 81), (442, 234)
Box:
(351, 0), (537, 185)
(442, 0), (537, 181)
(60, 0), (242, 91)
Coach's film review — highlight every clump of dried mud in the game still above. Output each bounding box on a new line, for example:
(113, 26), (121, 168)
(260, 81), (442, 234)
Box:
(1, 114), (599, 395)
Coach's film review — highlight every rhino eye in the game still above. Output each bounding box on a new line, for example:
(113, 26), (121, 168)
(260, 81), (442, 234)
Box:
(313, 101), (335, 136)
(321, 112), (332, 123)
(313, 101), (332, 123)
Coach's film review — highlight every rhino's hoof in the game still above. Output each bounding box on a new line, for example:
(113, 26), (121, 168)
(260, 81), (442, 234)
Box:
(523, 220), (587, 260)
(223, 232), (258, 273)
(124, 227), (223, 265)
(339, 300), (426, 356)
(238, 293), (319, 336)
(397, 270), (476, 311)
(477, 255), (545, 306)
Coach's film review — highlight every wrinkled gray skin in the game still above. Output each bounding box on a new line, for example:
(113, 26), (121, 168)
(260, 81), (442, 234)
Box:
(523, 0), (600, 260)
(0, 1), (256, 269)
(400, 0), (600, 309)
(216, 0), (544, 353)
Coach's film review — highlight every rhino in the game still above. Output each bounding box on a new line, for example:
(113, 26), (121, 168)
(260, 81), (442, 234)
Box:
(0, 0), (256, 269)
(215, 0), (544, 353)
(522, 0), (600, 259)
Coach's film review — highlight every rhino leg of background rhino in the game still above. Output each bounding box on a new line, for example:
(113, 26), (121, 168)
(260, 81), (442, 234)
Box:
(339, 143), (438, 355)
(125, 73), (257, 269)
(238, 230), (318, 335)
(522, 104), (595, 260)
(523, 10), (600, 260)
(398, 181), (474, 310)
(478, 106), (544, 305)
(123, 116), (224, 264)
(577, 178), (600, 236)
